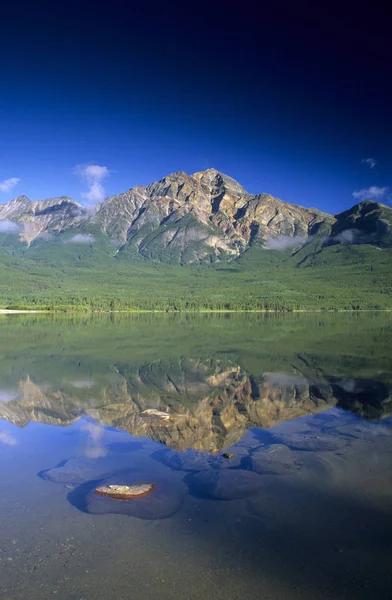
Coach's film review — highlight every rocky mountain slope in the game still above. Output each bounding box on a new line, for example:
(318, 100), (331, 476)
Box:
(1, 168), (390, 264)
(0, 195), (84, 245)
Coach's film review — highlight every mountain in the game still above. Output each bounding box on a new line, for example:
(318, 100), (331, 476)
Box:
(1, 169), (391, 261)
(0, 168), (391, 310)
(95, 169), (336, 263)
(328, 200), (392, 248)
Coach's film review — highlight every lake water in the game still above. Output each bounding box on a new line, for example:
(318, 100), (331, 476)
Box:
(1, 313), (391, 600)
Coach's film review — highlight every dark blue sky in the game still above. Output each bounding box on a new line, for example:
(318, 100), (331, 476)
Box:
(0, 0), (390, 214)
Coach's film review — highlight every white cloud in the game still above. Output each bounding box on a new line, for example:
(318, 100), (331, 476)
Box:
(81, 182), (106, 203)
(352, 186), (388, 201)
(0, 220), (21, 234)
(68, 233), (95, 244)
(335, 229), (360, 244)
(0, 431), (17, 446)
(264, 372), (308, 386)
(80, 421), (107, 459)
(0, 177), (21, 193)
(69, 379), (95, 389)
(74, 163), (110, 204)
(82, 165), (109, 182)
(361, 158), (377, 169)
(264, 235), (307, 250)
(36, 231), (53, 241)
(0, 389), (18, 402)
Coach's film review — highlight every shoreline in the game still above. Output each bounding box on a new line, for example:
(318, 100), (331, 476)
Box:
(0, 308), (391, 314)
(0, 309), (49, 313)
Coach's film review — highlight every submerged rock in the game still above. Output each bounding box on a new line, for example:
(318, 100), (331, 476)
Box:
(38, 458), (98, 485)
(85, 471), (188, 520)
(95, 483), (155, 499)
(250, 444), (302, 475)
(186, 469), (262, 500)
(269, 432), (346, 452)
(152, 447), (242, 471)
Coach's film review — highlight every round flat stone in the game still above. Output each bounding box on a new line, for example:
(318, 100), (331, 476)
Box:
(95, 483), (155, 499)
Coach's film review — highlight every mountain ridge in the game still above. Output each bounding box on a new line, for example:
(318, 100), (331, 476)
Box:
(1, 168), (391, 263)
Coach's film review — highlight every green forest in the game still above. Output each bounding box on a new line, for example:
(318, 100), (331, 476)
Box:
(0, 236), (391, 311)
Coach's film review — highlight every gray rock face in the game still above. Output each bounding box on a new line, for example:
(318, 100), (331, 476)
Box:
(1, 168), (390, 262)
(95, 168), (334, 262)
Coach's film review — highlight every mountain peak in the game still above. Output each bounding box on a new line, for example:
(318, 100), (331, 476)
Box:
(192, 167), (222, 177)
(192, 168), (249, 196)
(12, 195), (31, 204)
(35, 196), (82, 209)
(335, 200), (391, 219)
(0, 195), (33, 221)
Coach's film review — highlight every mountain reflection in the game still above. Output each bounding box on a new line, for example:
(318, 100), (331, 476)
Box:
(1, 356), (390, 450)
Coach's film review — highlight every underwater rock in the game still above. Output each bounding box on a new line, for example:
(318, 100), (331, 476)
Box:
(269, 432), (346, 452)
(105, 440), (145, 453)
(250, 444), (302, 475)
(152, 447), (242, 471)
(186, 469), (262, 500)
(85, 471), (188, 519)
(38, 458), (98, 485)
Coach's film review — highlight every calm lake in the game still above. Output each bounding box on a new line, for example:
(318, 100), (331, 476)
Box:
(1, 313), (391, 600)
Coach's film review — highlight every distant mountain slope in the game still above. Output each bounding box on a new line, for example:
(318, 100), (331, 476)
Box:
(0, 195), (84, 245)
(329, 201), (392, 248)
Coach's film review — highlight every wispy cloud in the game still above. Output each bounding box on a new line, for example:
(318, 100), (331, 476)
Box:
(74, 163), (110, 204)
(0, 177), (21, 193)
(361, 158), (377, 169)
(80, 420), (107, 459)
(69, 379), (95, 389)
(335, 229), (361, 244)
(352, 186), (388, 201)
(67, 233), (95, 244)
(0, 220), (21, 234)
(264, 235), (307, 250)
(0, 431), (17, 446)
(264, 372), (308, 386)
(0, 389), (18, 402)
